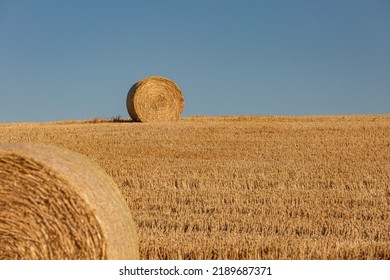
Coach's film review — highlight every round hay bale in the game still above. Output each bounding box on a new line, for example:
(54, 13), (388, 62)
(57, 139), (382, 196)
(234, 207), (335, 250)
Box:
(126, 76), (184, 122)
(0, 143), (139, 260)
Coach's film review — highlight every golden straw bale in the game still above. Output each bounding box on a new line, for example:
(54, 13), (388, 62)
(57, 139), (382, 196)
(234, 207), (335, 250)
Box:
(0, 143), (139, 260)
(126, 76), (184, 122)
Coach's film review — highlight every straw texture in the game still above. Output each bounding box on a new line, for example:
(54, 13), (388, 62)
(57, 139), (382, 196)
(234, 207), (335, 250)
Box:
(127, 76), (184, 122)
(0, 143), (139, 260)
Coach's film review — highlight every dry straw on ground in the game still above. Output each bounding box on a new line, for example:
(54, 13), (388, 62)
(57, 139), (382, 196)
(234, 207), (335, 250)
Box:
(0, 143), (139, 260)
(127, 76), (184, 122)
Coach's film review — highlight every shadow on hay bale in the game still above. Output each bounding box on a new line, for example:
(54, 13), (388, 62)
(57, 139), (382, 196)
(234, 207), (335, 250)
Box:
(0, 143), (139, 260)
(127, 76), (185, 122)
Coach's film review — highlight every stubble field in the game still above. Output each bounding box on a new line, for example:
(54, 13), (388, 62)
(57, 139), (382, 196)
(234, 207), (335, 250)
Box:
(1, 114), (389, 259)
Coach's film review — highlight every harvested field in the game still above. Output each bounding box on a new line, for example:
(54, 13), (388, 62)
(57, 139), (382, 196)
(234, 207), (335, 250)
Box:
(0, 115), (389, 259)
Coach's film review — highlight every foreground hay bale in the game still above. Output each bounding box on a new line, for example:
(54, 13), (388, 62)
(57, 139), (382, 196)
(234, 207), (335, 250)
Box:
(127, 76), (184, 122)
(0, 143), (139, 260)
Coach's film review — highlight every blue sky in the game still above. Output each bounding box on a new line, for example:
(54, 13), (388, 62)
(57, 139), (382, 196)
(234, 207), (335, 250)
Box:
(1, 0), (389, 122)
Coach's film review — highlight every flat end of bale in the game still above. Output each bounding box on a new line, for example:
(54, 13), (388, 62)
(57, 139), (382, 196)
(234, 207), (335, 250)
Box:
(126, 76), (184, 122)
(0, 143), (139, 260)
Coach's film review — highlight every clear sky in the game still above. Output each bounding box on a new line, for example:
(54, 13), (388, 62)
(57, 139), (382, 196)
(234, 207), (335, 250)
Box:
(1, 0), (389, 122)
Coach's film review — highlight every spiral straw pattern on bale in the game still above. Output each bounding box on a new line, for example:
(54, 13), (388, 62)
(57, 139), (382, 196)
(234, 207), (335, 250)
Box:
(126, 76), (184, 122)
(0, 143), (139, 260)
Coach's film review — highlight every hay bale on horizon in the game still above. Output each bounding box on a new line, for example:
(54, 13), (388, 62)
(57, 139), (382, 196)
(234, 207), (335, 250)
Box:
(126, 76), (184, 122)
(0, 143), (139, 260)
